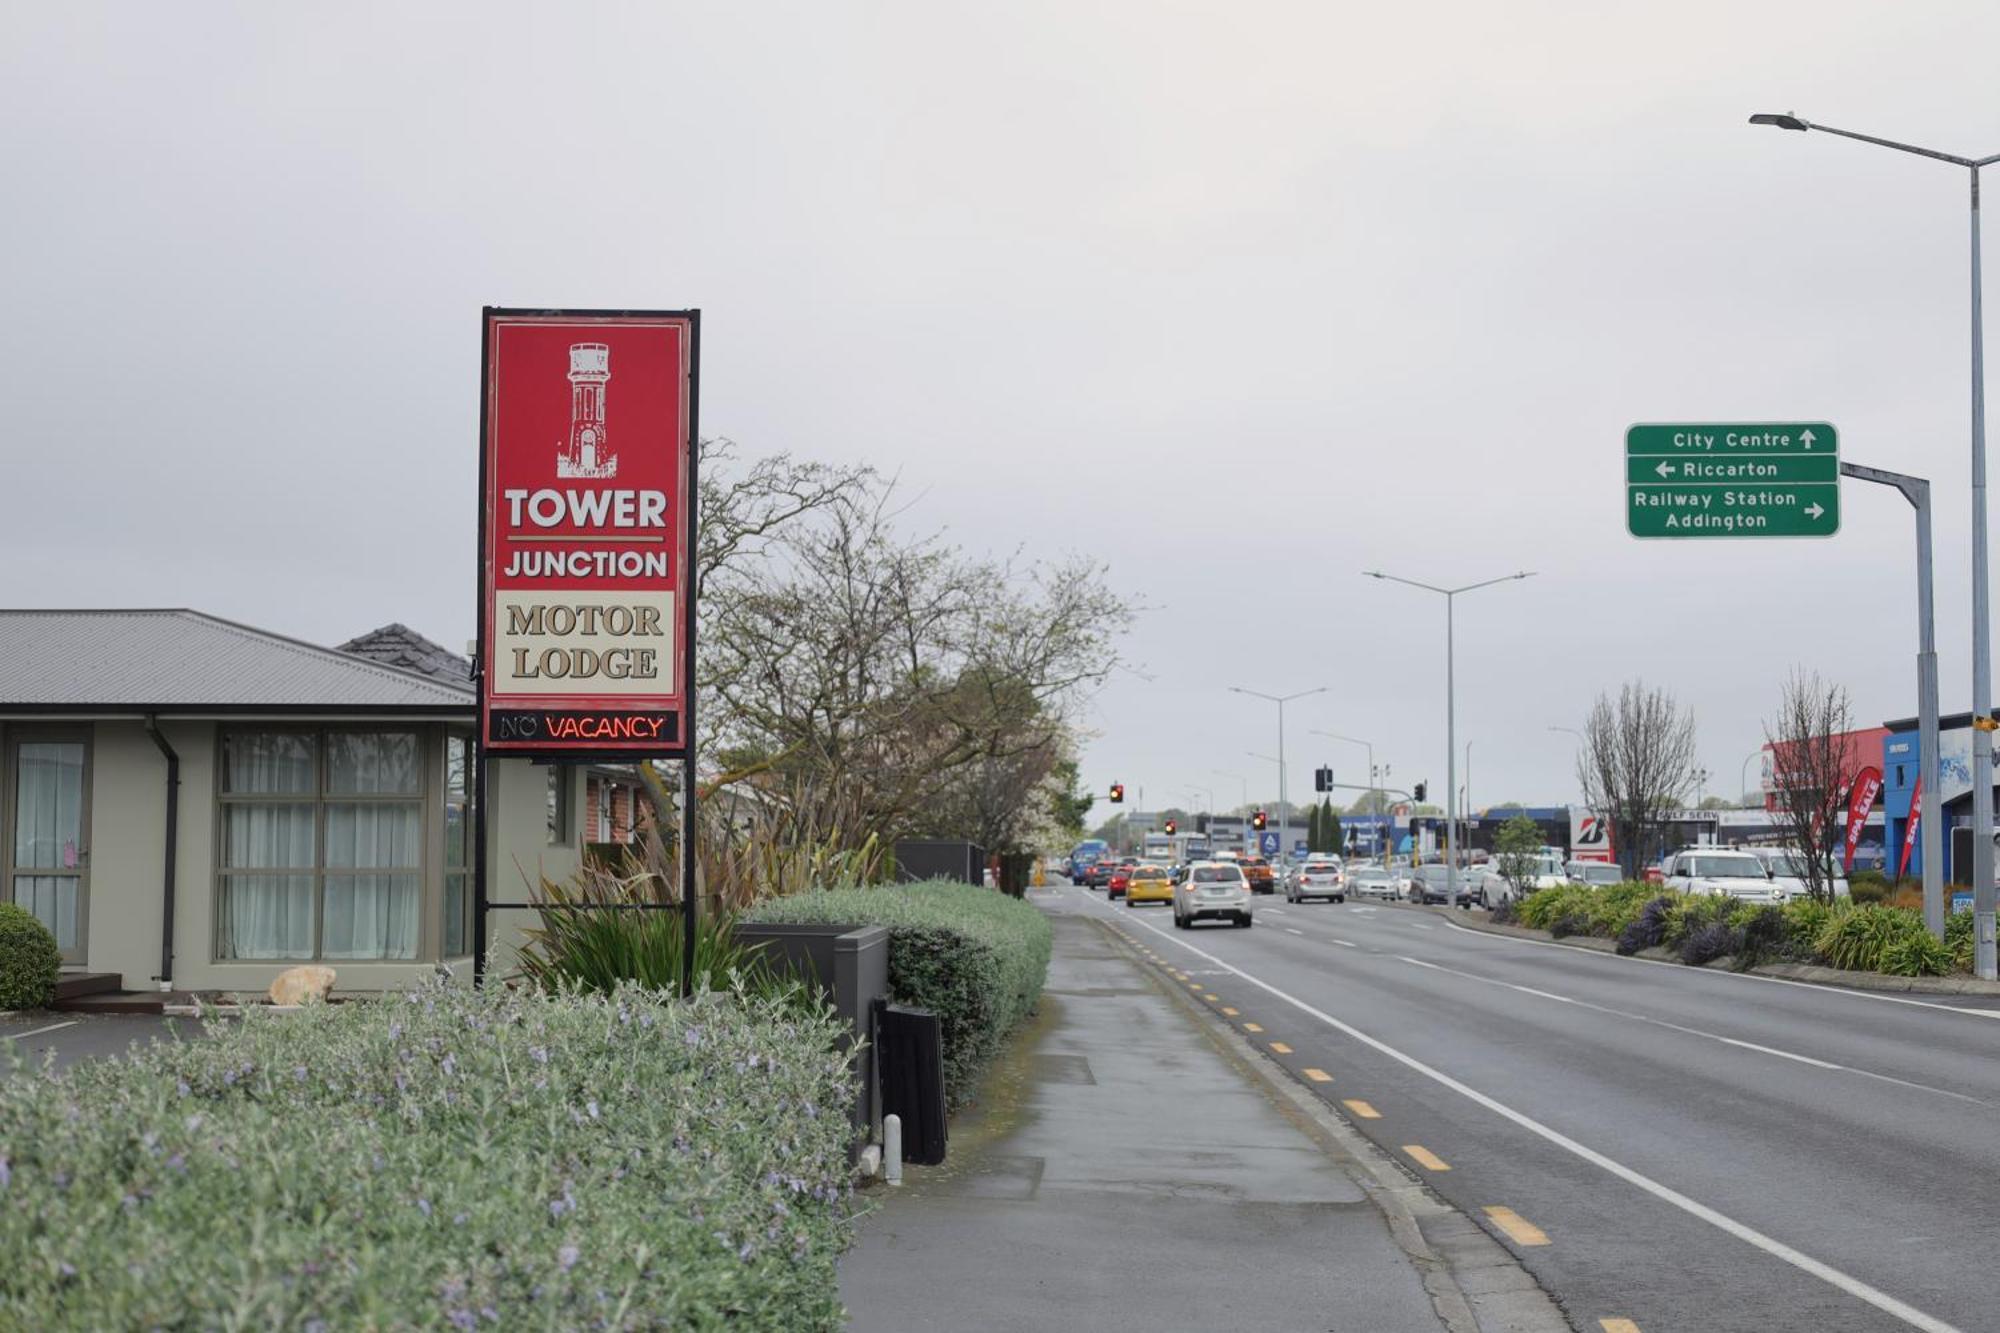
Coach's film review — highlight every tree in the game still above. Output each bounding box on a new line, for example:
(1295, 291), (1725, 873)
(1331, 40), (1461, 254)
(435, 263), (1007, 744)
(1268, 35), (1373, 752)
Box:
(1575, 680), (1701, 879)
(1494, 814), (1545, 901)
(1698, 795), (1733, 811)
(1044, 756), (1096, 845)
(1347, 788), (1392, 816)
(1764, 668), (1853, 903)
(1307, 801), (1325, 852)
(1323, 801), (1344, 857)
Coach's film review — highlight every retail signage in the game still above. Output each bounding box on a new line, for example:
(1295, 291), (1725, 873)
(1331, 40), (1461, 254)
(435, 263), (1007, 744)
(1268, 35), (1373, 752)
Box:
(480, 309), (698, 756)
(1626, 423), (1838, 538)
(1569, 807), (1614, 863)
(1898, 777), (1923, 879)
(1843, 766), (1883, 871)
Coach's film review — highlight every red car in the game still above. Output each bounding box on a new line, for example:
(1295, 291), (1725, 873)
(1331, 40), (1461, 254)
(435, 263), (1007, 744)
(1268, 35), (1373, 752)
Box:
(1107, 860), (1139, 899)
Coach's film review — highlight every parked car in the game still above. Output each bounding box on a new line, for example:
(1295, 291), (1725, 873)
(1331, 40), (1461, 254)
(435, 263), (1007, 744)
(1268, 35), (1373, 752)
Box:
(1174, 861), (1255, 929)
(1479, 853), (1569, 905)
(1564, 860), (1626, 887)
(1239, 856), (1277, 894)
(1124, 863), (1174, 906)
(1288, 857), (1347, 903)
(1663, 849), (1783, 903)
(1348, 867), (1400, 901)
(1747, 847), (1850, 900)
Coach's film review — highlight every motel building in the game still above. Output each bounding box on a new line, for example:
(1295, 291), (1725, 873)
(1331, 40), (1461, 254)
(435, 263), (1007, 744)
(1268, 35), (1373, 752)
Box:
(0, 610), (644, 1010)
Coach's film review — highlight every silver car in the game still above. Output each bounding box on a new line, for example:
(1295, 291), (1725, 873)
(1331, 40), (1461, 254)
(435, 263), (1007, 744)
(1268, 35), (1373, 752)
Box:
(1288, 857), (1347, 903)
(1175, 861), (1255, 929)
(1347, 868), (1400, 901)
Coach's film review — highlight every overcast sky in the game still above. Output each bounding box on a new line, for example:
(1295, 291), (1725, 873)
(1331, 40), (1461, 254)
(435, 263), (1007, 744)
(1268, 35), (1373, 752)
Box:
(7, 2), (2000, 817)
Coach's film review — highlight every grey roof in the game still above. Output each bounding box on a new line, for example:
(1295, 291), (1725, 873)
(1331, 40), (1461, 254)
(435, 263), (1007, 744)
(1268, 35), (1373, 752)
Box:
(0, 610), (473, 711)
(338, 622), (473, 684)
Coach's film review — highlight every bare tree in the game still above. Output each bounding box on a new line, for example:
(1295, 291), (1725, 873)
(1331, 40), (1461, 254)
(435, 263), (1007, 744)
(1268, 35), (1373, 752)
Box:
(1575, 681), (1701, 879)
(1763, 669), (1853, 903)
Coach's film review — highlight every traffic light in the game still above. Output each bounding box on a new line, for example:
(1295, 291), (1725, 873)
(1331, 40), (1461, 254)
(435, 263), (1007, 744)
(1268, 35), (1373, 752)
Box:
(1164, 818), (1177, 836)
(1413, 782), (1427, 802)
(1251, 810), (1268, 831)
(1314, 765), (1333, 793)
(1110, 782), (1125, 803)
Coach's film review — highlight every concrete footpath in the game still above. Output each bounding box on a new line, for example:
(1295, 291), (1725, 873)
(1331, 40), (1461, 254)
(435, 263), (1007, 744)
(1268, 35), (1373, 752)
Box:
(839, 899), (1556, 1331)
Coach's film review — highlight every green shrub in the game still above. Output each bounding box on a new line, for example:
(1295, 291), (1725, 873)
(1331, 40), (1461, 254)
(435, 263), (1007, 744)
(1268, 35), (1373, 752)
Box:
(1680, 921), (1741, 967)
(1781, 897), (1836, 960)
(1947, 907), (1976, 972)
(1518, 885), (1595, 933)
(747, 880), (1052, 1111)
(0, 978), (859, 1329)
(0, 902), (59, 1011)
(1663, 894), (1736, 949)
(515, 863), (786, 1000)
(1733, 905), (1792, 967)
(1848, 875), (1890, 906)
(1814, 904), (1934, 973)
(1881, 929), (1954, 977)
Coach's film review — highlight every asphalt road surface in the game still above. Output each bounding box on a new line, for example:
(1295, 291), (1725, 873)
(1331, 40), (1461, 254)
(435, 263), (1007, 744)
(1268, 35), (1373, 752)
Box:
(1059, 883), (2000, 1333)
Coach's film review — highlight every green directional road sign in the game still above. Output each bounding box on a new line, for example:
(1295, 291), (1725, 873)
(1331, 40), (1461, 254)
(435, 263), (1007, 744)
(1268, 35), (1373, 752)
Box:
(1625, 422), (1838, 539)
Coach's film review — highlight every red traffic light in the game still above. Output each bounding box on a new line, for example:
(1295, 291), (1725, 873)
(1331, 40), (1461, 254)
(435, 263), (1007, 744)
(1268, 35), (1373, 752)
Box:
(1164, 819), (1177, 836)
(1110, 782), (1125, 803)
(1252, 810), (1268, 831)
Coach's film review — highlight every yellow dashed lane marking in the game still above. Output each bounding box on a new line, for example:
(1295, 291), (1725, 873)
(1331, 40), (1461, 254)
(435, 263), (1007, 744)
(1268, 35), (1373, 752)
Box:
(1599, 1321), (1641, 1333)
(1268, 1041), (1293, 1054)
(1303, 1068), (1332, 1083)
(1243, 1022), (1264, 1033)
(1402, 1145), (1451, 1172)
(1187, 981), (1203, 990)
(1203, 993), (1219, 1001)
(1342, 1099), (1381, 1119)
(1484, 1206), (1551, 1247)
(1221, 1007), (1239, 1016)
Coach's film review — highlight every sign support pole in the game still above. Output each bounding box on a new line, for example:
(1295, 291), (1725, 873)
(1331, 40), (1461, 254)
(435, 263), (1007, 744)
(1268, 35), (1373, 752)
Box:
(679, 316), (702, 1001)
(1841, 461), (1944, 940)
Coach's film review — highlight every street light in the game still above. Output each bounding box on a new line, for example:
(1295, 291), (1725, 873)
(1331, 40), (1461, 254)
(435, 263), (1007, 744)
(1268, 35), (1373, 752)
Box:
(1750, 111), (1997, 977)
(1231, 685), (1327, 864)
(1548, 725), (1585, 803)
(1740, 748), (1764, 811)
(1366, 570), (1536, 906)
(1312, 730), (1379, 855)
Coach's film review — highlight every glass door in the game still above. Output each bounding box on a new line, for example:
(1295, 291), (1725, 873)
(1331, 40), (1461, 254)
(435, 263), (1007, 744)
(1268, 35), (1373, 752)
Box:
(8, 734), (90, 966)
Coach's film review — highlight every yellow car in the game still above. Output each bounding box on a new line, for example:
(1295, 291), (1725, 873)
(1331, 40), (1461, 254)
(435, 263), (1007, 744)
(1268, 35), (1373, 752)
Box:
(1124, 864), (1175, 906)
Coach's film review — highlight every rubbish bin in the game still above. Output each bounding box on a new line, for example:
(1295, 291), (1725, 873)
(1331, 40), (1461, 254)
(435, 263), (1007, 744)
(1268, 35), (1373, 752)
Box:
(875, 1001), (947, 1165)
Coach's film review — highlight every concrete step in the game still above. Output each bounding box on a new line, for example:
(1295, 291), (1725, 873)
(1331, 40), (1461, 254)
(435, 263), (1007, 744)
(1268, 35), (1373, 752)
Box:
(52, 972), (121, 1000)
(50, 989), (170, 1015)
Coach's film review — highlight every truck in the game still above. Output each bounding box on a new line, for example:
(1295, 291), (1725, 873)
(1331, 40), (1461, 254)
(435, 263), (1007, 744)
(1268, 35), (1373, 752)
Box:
(1141, 832), (1174, 862)
(1067, 839), (1110, 881)
(1177, 832), (1212, 862)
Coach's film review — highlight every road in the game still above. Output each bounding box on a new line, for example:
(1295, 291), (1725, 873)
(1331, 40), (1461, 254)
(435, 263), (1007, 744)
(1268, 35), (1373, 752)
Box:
(1056, 883), (2000, 1333)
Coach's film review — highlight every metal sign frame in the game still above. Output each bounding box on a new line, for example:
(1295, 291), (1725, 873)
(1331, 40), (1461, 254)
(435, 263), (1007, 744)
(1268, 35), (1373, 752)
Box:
(472, 307), (702, 996)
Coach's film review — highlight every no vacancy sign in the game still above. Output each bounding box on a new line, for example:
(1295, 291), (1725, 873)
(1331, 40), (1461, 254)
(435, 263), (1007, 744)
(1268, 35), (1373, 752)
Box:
(478, 308), (698, 757)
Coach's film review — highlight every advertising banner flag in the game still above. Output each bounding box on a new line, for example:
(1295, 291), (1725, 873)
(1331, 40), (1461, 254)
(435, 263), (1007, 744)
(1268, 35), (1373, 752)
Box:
(1843, 765), (1883, 872)
(1898, 778), (1923, 880)
(479, 309), (697, 757)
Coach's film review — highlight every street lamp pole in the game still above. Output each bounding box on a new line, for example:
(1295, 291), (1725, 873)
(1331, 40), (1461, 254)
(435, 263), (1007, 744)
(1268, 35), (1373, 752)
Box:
(1740, 748), (1763, 810)
(1751, 111), (1999, 977)
(1367, 570), (1535, 906)
(1312, 730), (1376, 853)
(1231, 685), (1327, 864)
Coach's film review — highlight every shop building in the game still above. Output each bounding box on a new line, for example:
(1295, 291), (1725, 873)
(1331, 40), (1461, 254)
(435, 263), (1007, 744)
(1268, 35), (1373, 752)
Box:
(0, 609), (597, 1003)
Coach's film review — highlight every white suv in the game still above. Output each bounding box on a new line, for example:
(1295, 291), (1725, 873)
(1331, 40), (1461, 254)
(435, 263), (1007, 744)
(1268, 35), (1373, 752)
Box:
(1664, 849), (1781, 904)
(1748, 847), (1850, 900)
(1175, 861), (1255, 929)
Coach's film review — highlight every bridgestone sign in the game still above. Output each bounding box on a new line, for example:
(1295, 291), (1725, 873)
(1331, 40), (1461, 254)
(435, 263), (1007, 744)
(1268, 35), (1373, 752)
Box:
(479, 309), (699, 756)
(1625, 422), (1839, 539)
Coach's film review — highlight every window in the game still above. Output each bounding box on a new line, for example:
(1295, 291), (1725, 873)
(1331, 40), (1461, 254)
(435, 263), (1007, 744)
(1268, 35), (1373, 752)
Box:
(547, 765), (573, 845)
(218, 730), (423, 961)
(444, 733), (473, 957)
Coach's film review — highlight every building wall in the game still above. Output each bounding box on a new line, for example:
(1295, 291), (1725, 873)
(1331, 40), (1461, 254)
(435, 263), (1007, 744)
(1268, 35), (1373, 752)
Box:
(0, 717), (584, 996)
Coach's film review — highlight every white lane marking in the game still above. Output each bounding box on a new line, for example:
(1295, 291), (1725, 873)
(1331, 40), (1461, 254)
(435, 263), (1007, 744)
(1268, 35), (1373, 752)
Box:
(1330, 938), (1358, 948)
(1403, 953), (1987, 1100)
(1120, 910), (1965, 1333)
(1265, 908), (1288, 916)
(1408, 922), (1434, 930)
(1432, 913), (2000, 1022)
(3, 1020), (79, 1042)
(1397, 956), (1443, 971)
(1285, 927), (1305, 936)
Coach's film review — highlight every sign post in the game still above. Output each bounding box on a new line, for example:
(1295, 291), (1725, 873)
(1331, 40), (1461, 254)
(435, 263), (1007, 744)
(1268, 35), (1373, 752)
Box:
(474, 307), (700, 995)
(1626, 423), (1839, 538)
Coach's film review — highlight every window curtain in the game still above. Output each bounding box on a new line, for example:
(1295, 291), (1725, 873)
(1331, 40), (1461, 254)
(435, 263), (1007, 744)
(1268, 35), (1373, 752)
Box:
(12, 743), (83, 950)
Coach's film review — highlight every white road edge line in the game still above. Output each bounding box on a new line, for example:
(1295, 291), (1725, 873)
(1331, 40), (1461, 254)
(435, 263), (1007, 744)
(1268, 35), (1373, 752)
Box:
(3, 1019), (80, 1042)
(1285, 927), (1305, 936)
(1430, 912), (2000, 1022)
(1330, 938), (1358, 948)
(1118, 908), (1964, 1333)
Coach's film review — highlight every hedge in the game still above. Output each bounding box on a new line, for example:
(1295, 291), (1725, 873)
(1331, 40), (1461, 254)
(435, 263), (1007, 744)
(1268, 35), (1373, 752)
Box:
(746, 880), (1052, 1111)
(0, 902), (59, 1011)
(0, 978), (860, 1330)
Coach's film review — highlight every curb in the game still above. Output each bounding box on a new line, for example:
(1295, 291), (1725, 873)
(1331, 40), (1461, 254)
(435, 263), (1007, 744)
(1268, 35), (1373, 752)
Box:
(1088, 915), (1571, 1333)
(1415, 903), (2000, 997)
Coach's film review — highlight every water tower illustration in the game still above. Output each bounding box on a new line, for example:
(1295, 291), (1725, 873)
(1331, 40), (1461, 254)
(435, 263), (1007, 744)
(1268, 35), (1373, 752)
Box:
(556, 342), (617, 479)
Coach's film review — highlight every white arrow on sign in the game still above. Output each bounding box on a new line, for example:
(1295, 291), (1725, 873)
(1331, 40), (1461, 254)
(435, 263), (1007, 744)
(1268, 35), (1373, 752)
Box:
(1801, 429), (1817, 449)
(1806, 502), (1825, 519)
(1655, 460), (1674, 478)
